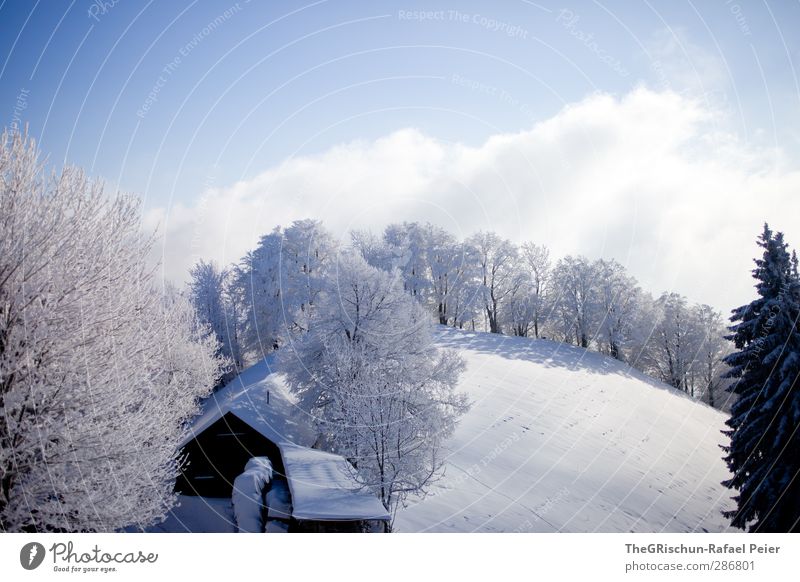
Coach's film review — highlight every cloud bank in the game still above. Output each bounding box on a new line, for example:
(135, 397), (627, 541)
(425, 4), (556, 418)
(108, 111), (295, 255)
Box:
(146, 87), (800, 312)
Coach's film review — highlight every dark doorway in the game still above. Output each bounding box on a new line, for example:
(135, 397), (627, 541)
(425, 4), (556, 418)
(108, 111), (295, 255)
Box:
(176, 412), (284, 497)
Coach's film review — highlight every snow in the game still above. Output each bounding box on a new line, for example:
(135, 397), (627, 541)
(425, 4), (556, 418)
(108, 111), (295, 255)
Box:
(232, 470), (270, 532)
(179, 355), (389, 524)
(245, 457), (274, 480)
(148, 496), (235, 533)
(281, 443), (391, 521)
(180, 354), (316, 449)
(165, 326), (734, 532)
(266, 478), (292, 520)
(393, 327), (735, 532)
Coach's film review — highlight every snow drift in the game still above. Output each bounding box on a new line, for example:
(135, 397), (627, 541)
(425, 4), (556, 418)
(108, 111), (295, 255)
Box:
(232, 469), (270, 533)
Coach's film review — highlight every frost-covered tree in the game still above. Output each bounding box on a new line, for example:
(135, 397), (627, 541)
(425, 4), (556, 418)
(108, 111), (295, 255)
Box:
(502, 244), (553, 338)
(351, 229), (389, 269)
(646, 292), (703, 392)
(519, 242), (551, 338)
(466, 232), (517, 333)
(0, 130), (223, 532)
(692, 304), (730, 409)
(359, 224), (483, 329)
(235, 220), (335, 357)
(189, 260), (244, 378)
(626, 291), (658, 370)
(424, 225), (463, 325)
(236, 228), (283, 355)
(595, 259), (641, 361)
(722, 224), (800, 532)
(443, 243), (482, 329)
(504, 265), (536, 337)
(190, 260), (226, 341)
(383, 222), (431, 299)
(372, 222), (466, 325)
(281, 252), (468, 527)
(279, 219), (337, 333)
(551, 256), (599, 348)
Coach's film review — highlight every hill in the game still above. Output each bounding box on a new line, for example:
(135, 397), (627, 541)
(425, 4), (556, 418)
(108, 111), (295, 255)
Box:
(153, 326), (734, 533)
(394, 327), (733, 532)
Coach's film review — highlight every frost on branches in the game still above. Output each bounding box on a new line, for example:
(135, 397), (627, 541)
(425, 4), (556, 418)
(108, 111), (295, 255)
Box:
(189, 260), (245, 382)
(233, 220), (337, 357)
(0, 130), (224, 532)
(281, 251), (469, 526)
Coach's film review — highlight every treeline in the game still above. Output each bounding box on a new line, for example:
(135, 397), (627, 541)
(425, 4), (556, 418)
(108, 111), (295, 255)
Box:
(190, 219), (733, 409)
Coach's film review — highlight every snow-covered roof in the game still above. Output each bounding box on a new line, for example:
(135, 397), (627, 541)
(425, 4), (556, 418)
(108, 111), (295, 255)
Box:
(179, 355), (316, 449)
(181, 357), (389, 522)
(281, 443), (391, 522)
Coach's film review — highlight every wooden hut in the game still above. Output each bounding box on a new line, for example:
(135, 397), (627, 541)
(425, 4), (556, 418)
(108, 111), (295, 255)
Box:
(176, 356), (389, 531)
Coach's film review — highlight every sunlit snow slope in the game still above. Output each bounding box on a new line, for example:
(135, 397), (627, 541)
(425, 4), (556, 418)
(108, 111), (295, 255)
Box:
(394, 327), (734, 533)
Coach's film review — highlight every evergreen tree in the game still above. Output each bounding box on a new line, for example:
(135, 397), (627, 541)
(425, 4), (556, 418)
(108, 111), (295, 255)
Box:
(721, 223), (800, 532)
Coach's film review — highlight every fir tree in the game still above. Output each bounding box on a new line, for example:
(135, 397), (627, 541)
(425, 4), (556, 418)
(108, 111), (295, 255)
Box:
(721, 223), (800, 532)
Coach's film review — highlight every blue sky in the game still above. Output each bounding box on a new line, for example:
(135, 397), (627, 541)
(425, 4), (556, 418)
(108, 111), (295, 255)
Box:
(2, 0), (799, 310)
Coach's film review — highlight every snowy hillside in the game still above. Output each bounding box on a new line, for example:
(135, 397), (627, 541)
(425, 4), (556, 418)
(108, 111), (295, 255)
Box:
(394, 326), (734, 533)
(156, 326), (734, 533)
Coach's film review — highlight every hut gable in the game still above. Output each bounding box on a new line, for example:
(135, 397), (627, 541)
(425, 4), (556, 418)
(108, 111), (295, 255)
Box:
(178, 356), (389, 526)
(176, 412), (283, 497)
(179, 355), (316, 450)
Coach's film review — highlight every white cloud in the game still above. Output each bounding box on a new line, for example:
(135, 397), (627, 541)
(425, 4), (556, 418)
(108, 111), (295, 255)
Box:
(646, 27), (729, 97)
(146, 87), (800, 312)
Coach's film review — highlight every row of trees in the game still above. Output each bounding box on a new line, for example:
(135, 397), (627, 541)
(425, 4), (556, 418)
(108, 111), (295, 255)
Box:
(352, 224), (733, 406)
(194, 220), (731, 408)
(190, 216), (800, 534)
